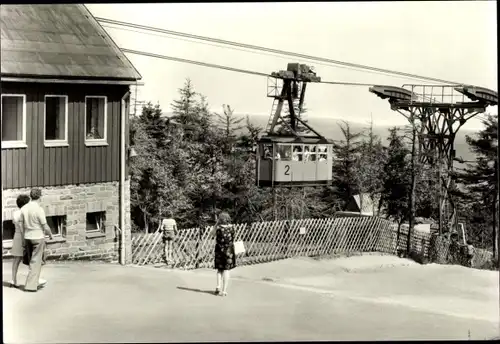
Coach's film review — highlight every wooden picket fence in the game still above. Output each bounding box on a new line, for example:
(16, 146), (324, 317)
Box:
(131, 216), (399, 268)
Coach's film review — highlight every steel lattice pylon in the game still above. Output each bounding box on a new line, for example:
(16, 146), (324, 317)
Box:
(264, 63), (322, 137)
(370, 84), (498, 234)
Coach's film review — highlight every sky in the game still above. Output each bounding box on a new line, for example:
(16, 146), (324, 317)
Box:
(87, 1), (497, 130)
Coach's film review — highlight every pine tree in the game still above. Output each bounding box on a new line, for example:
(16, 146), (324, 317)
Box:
(237, 115), (262, 152)
(358, 117), (387, 214)
(454, 114), (498, 257)
(139, 102), (169, 150)
(129, 115), (158, 232)
(380, 127), (411, 245)
(193, 94), (213, 142)
(231, 116), (268, 222)
(170, 78), (207, 142)
(129, 102), (193, 231)
(170, 79), (197, 125)
(215, 104), (245, 154)
(328, 121), (363, 210)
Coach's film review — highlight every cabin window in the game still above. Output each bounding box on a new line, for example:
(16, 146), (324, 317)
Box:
(277, 145), (292, 161)
(85, 96), (107, 145)
(261, 144), (273, 159)
(2, 220), (15, 241)
(318, 145), (328, 162)
(292, 145), (303, 161)
(44, 95), (68, 146)
(1, 94), (26, 149)
(46, 215), (66, 237)
(304, 145), (316, 162)
(86, 211), (106, 233)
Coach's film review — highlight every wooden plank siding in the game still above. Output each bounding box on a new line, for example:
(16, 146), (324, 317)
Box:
(1, 82), (129, 189)
(124, 97), (130, 177)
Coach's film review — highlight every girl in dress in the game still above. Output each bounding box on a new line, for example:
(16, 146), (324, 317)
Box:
(9, 194), (31, 288)
(212, 212), (236, 297)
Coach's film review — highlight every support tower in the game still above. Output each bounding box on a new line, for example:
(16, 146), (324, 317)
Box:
(370, 84), (498, 234)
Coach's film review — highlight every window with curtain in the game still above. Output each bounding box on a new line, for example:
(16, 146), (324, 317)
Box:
(85, 96), (106, 141)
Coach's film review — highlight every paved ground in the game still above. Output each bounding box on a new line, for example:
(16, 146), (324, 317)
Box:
(3, 255), (499, 343)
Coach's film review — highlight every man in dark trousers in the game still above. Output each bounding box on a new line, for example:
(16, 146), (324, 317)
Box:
(19, 188), (53, 292)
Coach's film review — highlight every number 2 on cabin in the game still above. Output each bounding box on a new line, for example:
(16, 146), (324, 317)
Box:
(284, 165), (290, 176)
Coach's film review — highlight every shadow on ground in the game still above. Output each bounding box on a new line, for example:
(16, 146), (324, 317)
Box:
(2, 280), (14, 288)
(176, 286), (217, 296)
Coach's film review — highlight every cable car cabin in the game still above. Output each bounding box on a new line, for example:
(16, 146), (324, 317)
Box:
(256, 136), (333, 187)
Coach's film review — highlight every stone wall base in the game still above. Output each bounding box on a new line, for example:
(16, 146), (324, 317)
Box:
(2, 181), (131, 263)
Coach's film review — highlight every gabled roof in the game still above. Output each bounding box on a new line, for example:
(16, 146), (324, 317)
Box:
(350, 193), (383, 215)
(354, 193), (372, 214)
(1, 4), (141, 81)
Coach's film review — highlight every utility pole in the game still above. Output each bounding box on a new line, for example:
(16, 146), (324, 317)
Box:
(134, 83), (138, 115)
(273, 188), (277, 221)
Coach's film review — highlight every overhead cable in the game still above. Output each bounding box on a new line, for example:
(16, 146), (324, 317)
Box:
(121, 48), (271, 78)
(121, 48), (376, 86)
(101, 23), (442, 84)
(96, 17), (463, 85)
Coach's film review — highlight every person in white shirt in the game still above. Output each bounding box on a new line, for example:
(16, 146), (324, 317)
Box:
(8, 194), (31, 288)
(161, 211), (177, 265)
(292, 147), (302, 161)
(19, 188), (52, 292)
(318, 146), (327, 161)
(303, 146), (310, 162)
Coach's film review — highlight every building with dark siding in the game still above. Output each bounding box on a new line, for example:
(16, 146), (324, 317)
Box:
(1, 4), (142, 262)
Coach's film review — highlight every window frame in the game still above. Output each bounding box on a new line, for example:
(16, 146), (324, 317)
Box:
(84, 95), (108, 147)
(1, 93), (27, 149)
(304, 144), (316, 162)
(45, 215), (66, 238)
(2, 219), (16, 243)
(44, 94), (69, 147)
(260, 143), (273, 159)
(292, 144), (304, 162)
(277, 144), (292, 161)
(86, 211), (106, 233)
(317, 145), (328, 162)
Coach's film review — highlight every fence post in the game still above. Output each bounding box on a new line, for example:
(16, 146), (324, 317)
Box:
(285, 220), (291, 257)
(195, 226), (202, 269)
